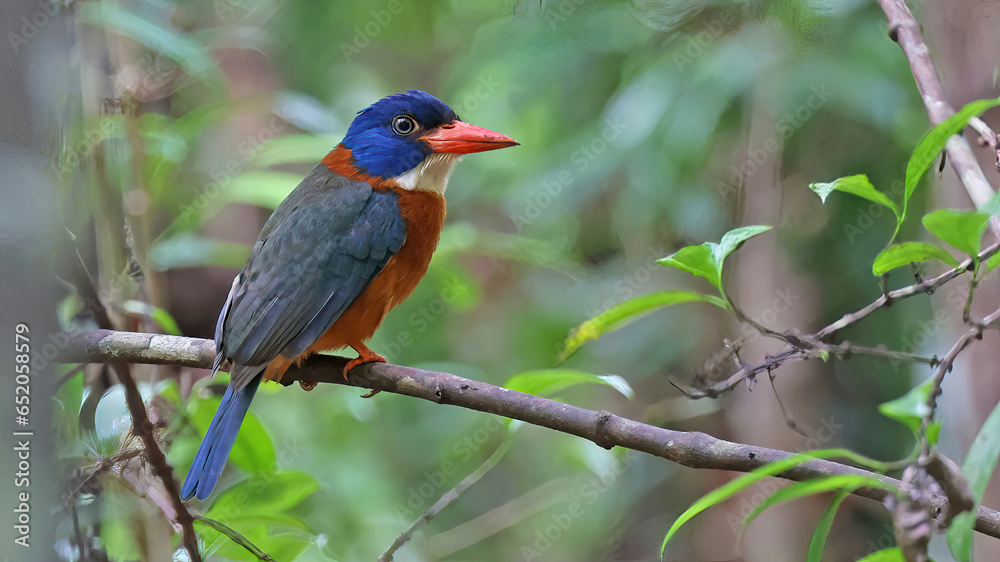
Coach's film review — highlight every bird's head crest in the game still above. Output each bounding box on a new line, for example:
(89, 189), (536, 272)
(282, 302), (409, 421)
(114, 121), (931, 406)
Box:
(339, 90), (517, 182)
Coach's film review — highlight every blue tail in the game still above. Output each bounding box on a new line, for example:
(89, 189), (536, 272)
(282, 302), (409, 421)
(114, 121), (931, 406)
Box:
(181, 375), (262, 500)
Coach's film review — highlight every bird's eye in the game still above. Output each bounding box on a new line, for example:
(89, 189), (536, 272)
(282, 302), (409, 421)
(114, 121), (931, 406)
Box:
(391, 115), (416, 136)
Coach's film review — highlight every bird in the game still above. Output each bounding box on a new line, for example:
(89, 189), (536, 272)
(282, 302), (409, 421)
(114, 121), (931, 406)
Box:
(181, 90), (518, 500)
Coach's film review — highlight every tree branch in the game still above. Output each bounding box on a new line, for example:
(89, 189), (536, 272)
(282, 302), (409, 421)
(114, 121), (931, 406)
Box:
(873, 5), (1000, 555)
(108, 359), (202, 561)
(378, 433), (514, 562)
(816, 241), (999, 340)
(682, 242), (1000, 397)
(59, 249), (202, 561)
(57, 329), (1000, 540)
(924, 305), (1000, 426)
(969, 117), (1000, 173)
(877, 0), (999, 217)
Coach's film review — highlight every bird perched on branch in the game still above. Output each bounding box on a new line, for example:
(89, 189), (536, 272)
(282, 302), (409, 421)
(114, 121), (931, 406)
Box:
(181, 90), (518, 500)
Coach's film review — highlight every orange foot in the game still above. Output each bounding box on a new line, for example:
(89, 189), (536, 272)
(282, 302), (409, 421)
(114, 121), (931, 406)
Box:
(298, 380), (318, 391)
(343, 343), (385, 379)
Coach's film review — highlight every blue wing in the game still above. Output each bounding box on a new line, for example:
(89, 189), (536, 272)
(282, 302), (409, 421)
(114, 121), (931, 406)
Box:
(183, 165), (406, 500)
(217, 164), (407, 388)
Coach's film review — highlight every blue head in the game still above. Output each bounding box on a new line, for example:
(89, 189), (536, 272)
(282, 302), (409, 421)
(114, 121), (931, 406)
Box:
(340, 90), (518, 181)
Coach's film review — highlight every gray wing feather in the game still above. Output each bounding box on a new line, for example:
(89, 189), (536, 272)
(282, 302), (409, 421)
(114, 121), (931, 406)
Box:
(214, 165), (407, 389)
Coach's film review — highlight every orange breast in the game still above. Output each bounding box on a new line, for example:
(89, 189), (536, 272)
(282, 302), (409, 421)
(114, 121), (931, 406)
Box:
(262, 188), (446, 381)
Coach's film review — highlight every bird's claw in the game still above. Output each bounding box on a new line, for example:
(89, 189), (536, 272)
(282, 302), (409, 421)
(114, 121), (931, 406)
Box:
(342, 350), (386, 379)
(299, 380), (318, 391)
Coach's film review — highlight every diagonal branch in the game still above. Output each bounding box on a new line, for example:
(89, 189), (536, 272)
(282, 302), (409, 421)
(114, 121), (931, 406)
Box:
(109, 359), (202, 561)
(923, 305), (1000, 428)
(57, 329), (1000, 541)
(60, 248), (202, 562)
(817, 241), (1000, 339)
(877, 0), (999, 216)
(690, 242), (1000, 396)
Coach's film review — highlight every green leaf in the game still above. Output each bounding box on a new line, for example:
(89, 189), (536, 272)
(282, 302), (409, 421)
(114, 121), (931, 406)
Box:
(196, 516), (276, 561)
(170, 99), (245, 143)
(903, 97), (1000, 226)
(99, 491), (142, 560)
(148, 233), (251, 271)
(559, 291), (727, 361)
(947, 397), (1000, 561)
(987, 252), (1000, 272)
(206, 470), (319, 521)
(927, 418), (942, 446)
(872, 242), (959, 276)
(202, 523), (312, 562)
(504, 369), (634, 399)
(223, 171), (303, 209)
(659, 449), (887, 556)
(948, 511), (976, 562)
(122, 300), (182, 335)
(453, 226), (577, 272)
(659, 244), (719, 287)
(807, 489), (854, 562)
(185, 391), (276, 475)
(857, 549), (905, 562)
(717, 225), (775, 268)
(979, 191), (1000, 216)
(878, 379), (934, 434)
(740, 475), (892, 535)
(252, 134), (340, 168)
(923, 209), (991, 257)
(54, 367), (84, 447)
(659, 225), (772, 293)
(808, 175), (900, 218)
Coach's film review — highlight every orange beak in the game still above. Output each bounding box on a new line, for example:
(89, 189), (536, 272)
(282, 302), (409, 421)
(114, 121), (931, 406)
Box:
(420, 120), (519, 154)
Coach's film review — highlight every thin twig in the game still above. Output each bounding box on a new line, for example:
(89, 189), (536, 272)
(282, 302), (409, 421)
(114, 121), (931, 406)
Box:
(56, 329), (1000, 540)
(922, 306), (1000, 428)
(378, 431), (515, 561)
(665, 243), (997, 397)
(681, 337), (937, 398)
(817, 242), (999, 339)
(702, 246), (994, 396)
(195, 516), (274, 561)
(873, 3), (1000, 558)
(677, 348), (807, 398)
(827, 341), (937, 365)
(109, 359), (202, 561)
(963, 276), (979, 325)
(61, 250), (202, 561)
(969, 117), (1000, 173)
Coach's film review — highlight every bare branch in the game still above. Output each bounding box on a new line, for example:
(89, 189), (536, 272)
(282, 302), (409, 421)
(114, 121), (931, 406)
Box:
(817, 242), (999, 339)
(378, 434), (514, 561)
(60, 253), (202, 561)
(107, 359), (201, 561)
(969, 117), (1000, 173)
(923, 306), (1000, 427)
(57, 329), (1000, 541)
(877, 0), (999, 215)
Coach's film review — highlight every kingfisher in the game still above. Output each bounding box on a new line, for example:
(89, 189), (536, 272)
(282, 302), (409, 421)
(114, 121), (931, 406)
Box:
(181, 90), (518, 500)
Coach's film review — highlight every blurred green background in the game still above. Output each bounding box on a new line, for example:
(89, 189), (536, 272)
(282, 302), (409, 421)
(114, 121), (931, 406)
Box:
(33, 0), (1000, 560)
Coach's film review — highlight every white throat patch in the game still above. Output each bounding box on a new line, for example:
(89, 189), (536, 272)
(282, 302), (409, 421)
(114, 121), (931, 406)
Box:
(392, 153), (462, 194)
